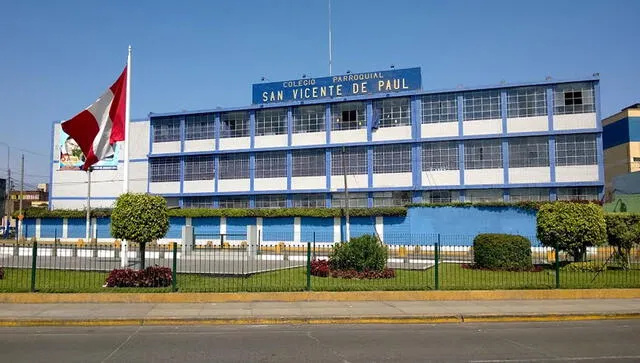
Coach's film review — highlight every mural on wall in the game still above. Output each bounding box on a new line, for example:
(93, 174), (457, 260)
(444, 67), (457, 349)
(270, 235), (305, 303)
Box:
(58, 124), (119, 170)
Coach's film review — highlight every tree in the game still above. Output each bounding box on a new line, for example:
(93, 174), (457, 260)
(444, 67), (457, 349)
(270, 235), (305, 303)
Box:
(536, 202), (606, 262)
(606, 214), (640, 269)
(111, 193), (169, 269)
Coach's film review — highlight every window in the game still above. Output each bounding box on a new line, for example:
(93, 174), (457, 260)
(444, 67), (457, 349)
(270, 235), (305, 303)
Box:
(331, 147), (367, 175)
(184, 155), (214, 181)
(422, 141), (459, 171)
(254, 151), (286, 178)
(509, 188), (550, 202)
(463, 90), (501, 120)
(221, 111), (249, 138)
(509, 137), (549, 168)
(554, 83), (595, 114)
(218, 154), (249, 179)
(465, 189), (504, 202)
(164, 197), (180, 208)
(294, 105), (325, 133)
(332, 192), (368, 208)
(255, 194), (286, 209)
(185, 113), (215, 140)
(373, 97), (411, 127)
(293, 194), (326, 208)
(373, 191), (412, 207)
(292, 149), (326, 177)
(183, 197), (213, 209)
(373, 144), (412, 173)
(464, 139), (503, 169)
(218, 196), (249, 208)
(256, 108), (287, 136)
(423, 190), (460, 203)
(153, 117), (180, 142)
(555, 134), (597, 166)
(332, 102), (365, 131)
(150, 157), (180, 182)
(422, 93), (457, 123)
(507, 87), (547, 118)
(557, 187), (599, 201)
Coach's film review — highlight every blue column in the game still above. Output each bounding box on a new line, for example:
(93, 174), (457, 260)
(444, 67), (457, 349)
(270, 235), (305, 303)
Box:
(550, 187), (557, 201)
(594, 80), (602, 130)
(286, 194), (293, 208)
(368, 192), (373, 208)
(287, 107), (293, 146)
(214, 113), (221, 150)
(502, 139), (509, 185)
(325, 192), (332, 208)
(459, 189), (466, 202)
(249, 111), (256, 149)
(503, 189), (509, 202)
(147, 120), (153, 193)
(412, 142), (421, 190)
(549, 136), (556, 183)
(458, 141), (465, 186)
(546, 87), (554, 131)
(249, 152), (255, 192)
(286, 150), (292, 191)
(148, 117), (154, 154)
(367, 145), (374, 189)
(412, 190), (422, 203)
(366, 101), (373, 142)
(325, 104), (331, 144)
(501, 90), (508, 135)
(180, 117), (185, 197)
(249, 195), (255, 208)
(214, 156), (219, 193)
(411, 95), (421, 140)
(457, 94), (464, 137)
(325, 149), (332, 191)
(180, 117), (185, 153)
(179, 157), (185, 195)
(596, 133), (604, 184)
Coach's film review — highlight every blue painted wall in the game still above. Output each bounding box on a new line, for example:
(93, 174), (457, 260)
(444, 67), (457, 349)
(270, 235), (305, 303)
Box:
(301, 217), (333, 243)
(166, 217), (185, 239)
(22, 219), (36, 238)
(192, 217), (221, 236)
(262, 217), (294, 241)
(96, 218), (111, 239)
(226, 217), (255, 239)
(341, 216), (376, 240)
(67, 218), (85, 239)
(40, 218), (62, 238)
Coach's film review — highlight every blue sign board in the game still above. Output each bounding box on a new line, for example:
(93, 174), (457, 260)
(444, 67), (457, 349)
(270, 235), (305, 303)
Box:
(252, 67), (422, 104)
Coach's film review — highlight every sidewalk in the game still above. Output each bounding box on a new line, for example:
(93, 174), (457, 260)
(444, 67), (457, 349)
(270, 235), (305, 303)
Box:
(1, 299), (639, 326)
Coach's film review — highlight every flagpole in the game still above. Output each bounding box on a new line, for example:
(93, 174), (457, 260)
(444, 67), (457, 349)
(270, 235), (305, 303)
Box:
(121, 45), (132, 268)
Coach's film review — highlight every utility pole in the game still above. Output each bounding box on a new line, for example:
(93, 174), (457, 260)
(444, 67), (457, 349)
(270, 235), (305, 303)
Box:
(85, 168), (92, 241)
(18, 154), (23, 240)
(4, 145), (10, 238)
(341, 146), (350, 241)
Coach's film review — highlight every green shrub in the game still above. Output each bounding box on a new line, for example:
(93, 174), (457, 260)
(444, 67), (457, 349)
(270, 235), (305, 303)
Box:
(562, 261), (606, 273)
(537, 202), (607, 261)
(329, 234), (388, 272)
(605, 213), (640, 269)
(473, 234), (532, 271)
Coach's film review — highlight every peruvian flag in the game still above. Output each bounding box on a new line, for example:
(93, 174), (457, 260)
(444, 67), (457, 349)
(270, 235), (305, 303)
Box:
(62, 66), (127, 170)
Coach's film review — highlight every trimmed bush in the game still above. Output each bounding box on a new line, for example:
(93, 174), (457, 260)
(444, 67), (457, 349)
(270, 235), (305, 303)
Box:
(310, 259), (395, 279)
(605, 214), (640, 268)
(473, 234), (532, 271)
(537, 202), (607, 261)
(105, 266), (172, 288)
(329, 234), (388, 272)
(311, 259), (330, 277)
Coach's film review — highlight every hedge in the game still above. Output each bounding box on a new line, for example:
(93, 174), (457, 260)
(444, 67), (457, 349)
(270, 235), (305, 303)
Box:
(408, 200), (601, 211)
(473, 233), (532, 271)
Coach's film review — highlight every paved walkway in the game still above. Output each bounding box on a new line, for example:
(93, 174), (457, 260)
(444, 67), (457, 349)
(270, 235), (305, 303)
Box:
(1, 299), (639, 325)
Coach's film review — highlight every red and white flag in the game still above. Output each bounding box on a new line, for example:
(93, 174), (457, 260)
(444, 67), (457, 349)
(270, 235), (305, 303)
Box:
(61, 66), (127, 170)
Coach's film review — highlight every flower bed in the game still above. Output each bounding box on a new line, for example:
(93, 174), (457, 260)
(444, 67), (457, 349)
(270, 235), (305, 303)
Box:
(311, 259), (395, 279)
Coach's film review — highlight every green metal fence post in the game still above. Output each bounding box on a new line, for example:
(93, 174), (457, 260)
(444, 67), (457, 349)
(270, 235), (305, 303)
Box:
(30, 241), (38, 292)
(306, 241), (312, 291)
(172, 242), (178, 292)
(555, 243), (560, 289)
(434, 235), (440, 291)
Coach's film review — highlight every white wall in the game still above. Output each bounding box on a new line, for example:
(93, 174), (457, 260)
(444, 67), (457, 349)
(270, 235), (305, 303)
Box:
(421, 122), (458, 138)
(184, 139), (214, 152)
(331, 174), (368, 190)
(463, 119), (502, 136)
(149, 182), (180, 194)
(254, 134), (288, 149)
(291, 176), (326, 190)
(184, 180), (214, 193)
(129, 122), (150, 158)
(219, 137), (250, 150)
(372, 172), (412, 188)
(129, 161), (148, 193)
(465, 169), (504, 185)
(372, 125), (412, 141)
(555, 165), (599, 182)
(422, 170), (460, 186)
(507, 116), (548, 133)
(218, 179), (250, 192)
(51, 199), (115, 210)
(254, 177), (287, 191)
(553, 113), (597, 130)
(152, 141), (180, 154)
(508, 167), (551, 184)
(331, 129), (367, 144)
(292, 132), (325, 146)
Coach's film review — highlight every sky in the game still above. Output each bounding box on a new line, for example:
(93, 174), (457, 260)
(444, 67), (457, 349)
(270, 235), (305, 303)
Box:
(1, 0), (639, 187)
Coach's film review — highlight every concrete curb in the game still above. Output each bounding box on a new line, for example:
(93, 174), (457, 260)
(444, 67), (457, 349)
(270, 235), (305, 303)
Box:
(1, 313), (639, 327)
(2, 289), (640, 304)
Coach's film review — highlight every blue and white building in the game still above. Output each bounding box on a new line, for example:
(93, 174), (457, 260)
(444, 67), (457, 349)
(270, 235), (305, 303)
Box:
(49, 67), (604, 210)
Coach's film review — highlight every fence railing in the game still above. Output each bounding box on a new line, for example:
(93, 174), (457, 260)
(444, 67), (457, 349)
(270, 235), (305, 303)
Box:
(1, 237), (639, 293)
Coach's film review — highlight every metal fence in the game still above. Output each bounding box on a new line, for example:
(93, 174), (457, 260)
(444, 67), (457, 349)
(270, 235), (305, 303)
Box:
(0, 235), (639, 293)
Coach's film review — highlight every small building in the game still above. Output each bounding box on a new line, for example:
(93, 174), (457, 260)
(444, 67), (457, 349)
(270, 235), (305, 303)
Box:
(603, 103), (640, 197)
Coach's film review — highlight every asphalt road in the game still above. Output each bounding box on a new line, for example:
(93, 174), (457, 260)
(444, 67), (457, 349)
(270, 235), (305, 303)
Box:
(1, 320), (639, 362)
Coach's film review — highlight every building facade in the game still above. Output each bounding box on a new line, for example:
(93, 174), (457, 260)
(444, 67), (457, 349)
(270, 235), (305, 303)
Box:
(49, 68), (604, 210)
(603, 103), (640, 196)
